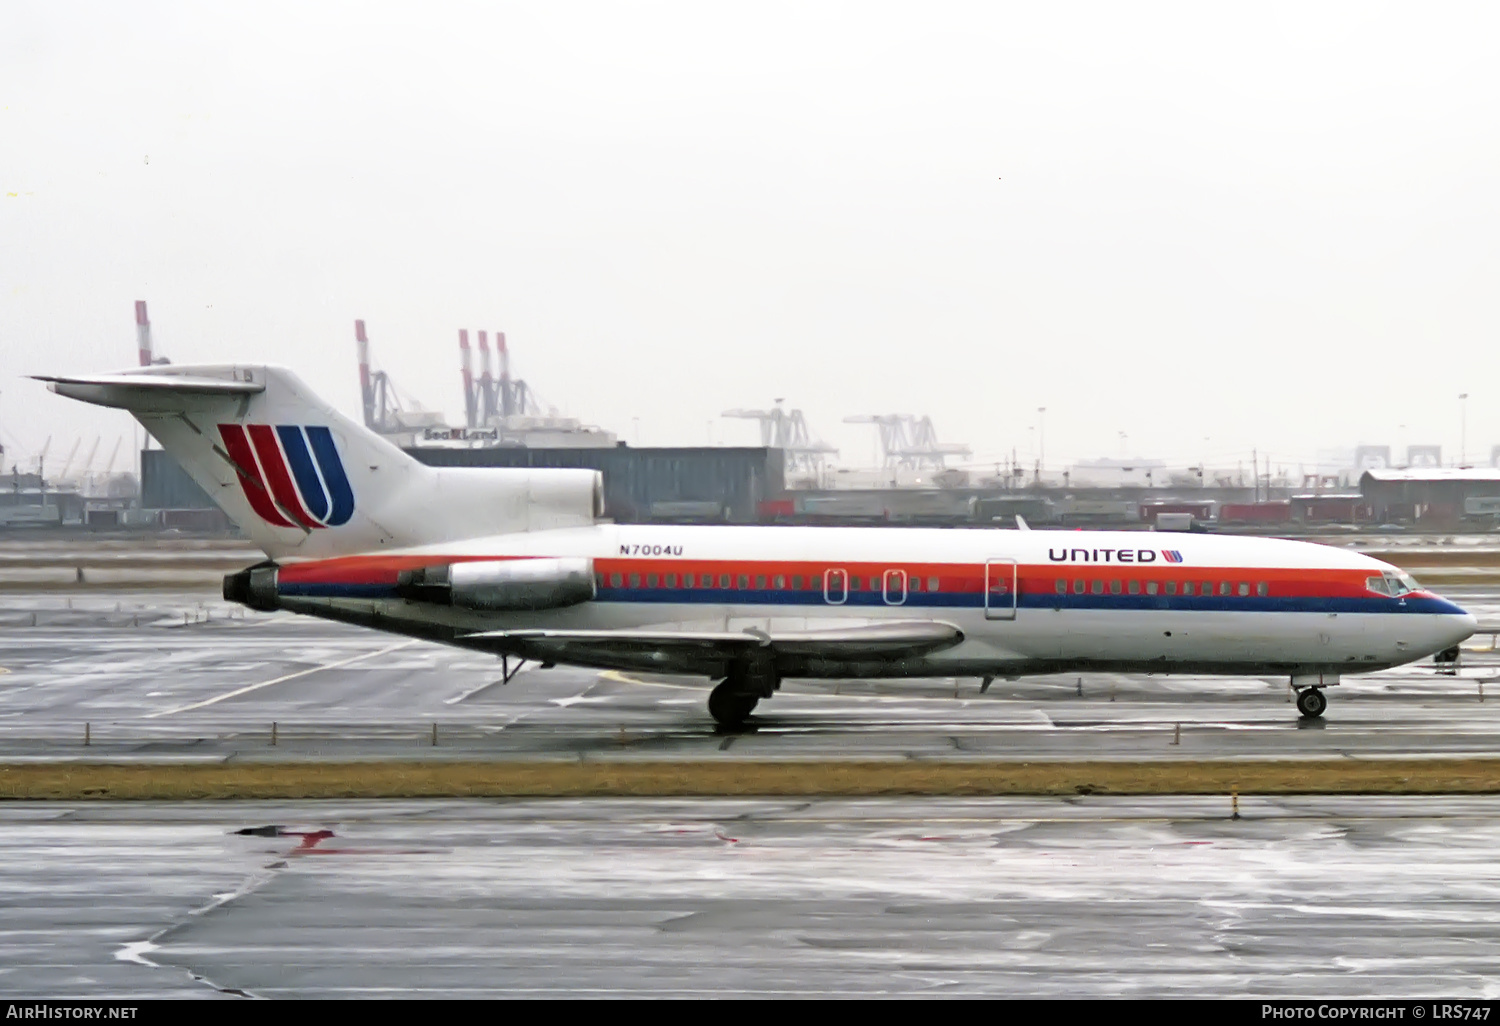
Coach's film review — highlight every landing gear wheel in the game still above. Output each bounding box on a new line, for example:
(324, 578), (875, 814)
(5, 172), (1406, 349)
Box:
(708, 680), (759, 727)
(1296, 687), (1327, 719)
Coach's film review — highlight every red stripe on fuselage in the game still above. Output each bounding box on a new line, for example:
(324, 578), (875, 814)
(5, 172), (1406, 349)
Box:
(277, 553), (1396, 602)
(247, 424), (320, 530)
(596, 559), (1387, 597)
(218, 424), (294, 528)
(277, 553), (522, 585)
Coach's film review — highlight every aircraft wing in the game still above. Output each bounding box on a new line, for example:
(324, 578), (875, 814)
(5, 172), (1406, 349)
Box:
(465, 619), (964, 667)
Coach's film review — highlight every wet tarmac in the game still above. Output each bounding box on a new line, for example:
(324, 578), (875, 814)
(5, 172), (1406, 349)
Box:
(3, 796), (1500, 998)
(2, 589), (1500, 763)
(4, 588), (1500, 997)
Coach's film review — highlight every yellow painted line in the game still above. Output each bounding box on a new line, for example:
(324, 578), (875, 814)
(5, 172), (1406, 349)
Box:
(146, 640), (415, 717)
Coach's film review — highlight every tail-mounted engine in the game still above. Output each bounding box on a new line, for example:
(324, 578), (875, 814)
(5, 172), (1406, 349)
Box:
(222, 563), (280, 611)
(396, 557), (595, 611)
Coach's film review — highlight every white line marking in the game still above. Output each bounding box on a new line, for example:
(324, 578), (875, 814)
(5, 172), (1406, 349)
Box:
(444, 664), (531, 705)
(146, 640), (415, 717)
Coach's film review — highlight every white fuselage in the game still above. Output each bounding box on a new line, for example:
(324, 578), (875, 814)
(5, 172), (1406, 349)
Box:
(271, 524), (1477, 679)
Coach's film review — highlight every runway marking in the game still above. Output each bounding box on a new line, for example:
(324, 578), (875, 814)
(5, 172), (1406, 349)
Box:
(444, 664), (534, 705)
(145, 641), (416, 717)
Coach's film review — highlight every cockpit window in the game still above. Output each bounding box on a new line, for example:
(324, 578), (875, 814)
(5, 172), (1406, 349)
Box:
(1368, 571), (1420, 597)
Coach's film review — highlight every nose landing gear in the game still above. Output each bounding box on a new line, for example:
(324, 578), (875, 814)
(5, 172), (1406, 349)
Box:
(1290, 673), (1337, 720)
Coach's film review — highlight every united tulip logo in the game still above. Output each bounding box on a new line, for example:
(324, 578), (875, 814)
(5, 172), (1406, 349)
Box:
(219, 424), (354, 528)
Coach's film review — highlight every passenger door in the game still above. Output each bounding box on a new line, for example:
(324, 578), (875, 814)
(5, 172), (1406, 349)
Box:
(984, 559), (1017, 620)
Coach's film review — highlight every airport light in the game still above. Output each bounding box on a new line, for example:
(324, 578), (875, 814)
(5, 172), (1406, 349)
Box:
(1459, 393), (1469, 466)
(1036, 407), (1046, 474)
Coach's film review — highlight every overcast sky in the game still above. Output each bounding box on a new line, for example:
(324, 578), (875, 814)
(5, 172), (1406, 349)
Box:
(4, 1), (1499, 478)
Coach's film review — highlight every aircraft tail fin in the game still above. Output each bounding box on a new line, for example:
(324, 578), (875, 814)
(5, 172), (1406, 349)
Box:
(37, 364), (602, 560)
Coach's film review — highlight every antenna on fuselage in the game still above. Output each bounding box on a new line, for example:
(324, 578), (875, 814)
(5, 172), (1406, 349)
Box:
(1015, 515), (1031, 531)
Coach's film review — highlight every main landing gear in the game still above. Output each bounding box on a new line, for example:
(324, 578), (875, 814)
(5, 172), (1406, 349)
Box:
(707, 651), (779, 728)
(708, 681), (759, 727)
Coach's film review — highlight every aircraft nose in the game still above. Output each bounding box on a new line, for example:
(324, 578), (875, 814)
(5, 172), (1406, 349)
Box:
(1450, 610), (1480, 647)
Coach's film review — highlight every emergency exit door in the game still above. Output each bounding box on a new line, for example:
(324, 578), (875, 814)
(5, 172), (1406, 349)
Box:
(984, 559), (1017, 620)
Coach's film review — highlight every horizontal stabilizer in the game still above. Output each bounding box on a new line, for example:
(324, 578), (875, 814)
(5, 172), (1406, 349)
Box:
(34, 372), (264, 411)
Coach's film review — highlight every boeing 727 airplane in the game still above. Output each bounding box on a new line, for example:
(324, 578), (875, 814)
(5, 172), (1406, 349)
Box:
(38, 363), (1477, 725)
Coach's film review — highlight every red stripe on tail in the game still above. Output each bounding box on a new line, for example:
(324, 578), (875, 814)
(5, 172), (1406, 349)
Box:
(246, 424), (320, 529)
(218, 424), (295, 528)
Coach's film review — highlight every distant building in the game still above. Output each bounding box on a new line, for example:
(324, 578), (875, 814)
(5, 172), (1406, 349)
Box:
(1359, 467), (1500, 524)
(1067, 458), (1168, 489)
(0, 473), (84, 527)
(409, 445), (783, 524)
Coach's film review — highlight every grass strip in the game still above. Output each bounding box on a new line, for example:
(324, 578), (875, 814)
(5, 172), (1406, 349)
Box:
(4, 758), (1500, 800)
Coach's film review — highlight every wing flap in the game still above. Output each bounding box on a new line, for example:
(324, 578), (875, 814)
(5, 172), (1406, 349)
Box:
(467, 619), (964, 660)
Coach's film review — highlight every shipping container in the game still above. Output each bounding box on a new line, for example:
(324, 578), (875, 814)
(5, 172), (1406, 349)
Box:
(757, 499), (796, 520)
(1291, 496), (1369, 523)
(1219, 501), (1293, 524)
(1140, 501), (1214, 523)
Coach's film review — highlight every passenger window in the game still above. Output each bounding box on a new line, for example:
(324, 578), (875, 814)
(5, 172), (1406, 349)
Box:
(1091, 579), (1104, 595)
(850, 576), (862, 590)
(792, 575), (803, 590)
(630, 574), (641, 588)
(755, 575), (766, 589)
(665, 573), (677, 588)
(1146, 581), (1159, 595)
(1181, 582), (1193, 596)
(719, 574), (730, 588)
(1237, 582), (1249, 596)
(1109, 579), (1122, 595)
(774, 575), (786, 589)
(647, 574), (658, 588)
(1055, 579), (1068, 595)
(1074, 579), (1086, 594)
(910, 577), (921, 592)
(1256, 582), (1269, 597)
(682, 573), (694, 588)
(928, 577), (940, 592)
(1202, 582), (1213, 596)
(1218, 582), (1231, 596)
(737, 575), (749, 589)
(1128, 580), (1140, 595)
(610, 573), (622, 588)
